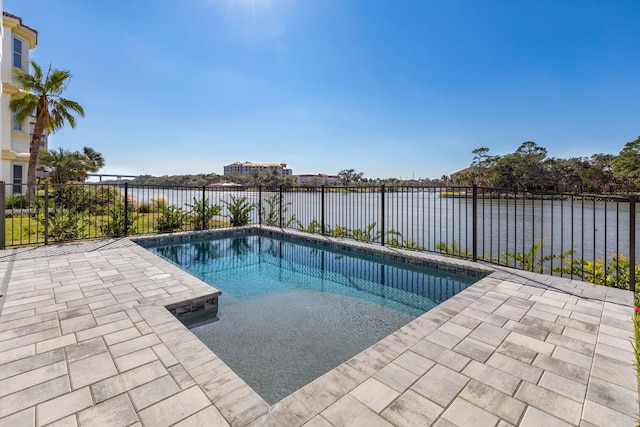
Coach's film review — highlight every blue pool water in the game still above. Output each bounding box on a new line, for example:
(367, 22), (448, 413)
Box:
(146, 234), (478, 404)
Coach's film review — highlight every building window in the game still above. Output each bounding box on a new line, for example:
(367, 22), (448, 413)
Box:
(12, 112), (22, 131)
(12, 164), (23, 194)
(13, 37), (23, 69)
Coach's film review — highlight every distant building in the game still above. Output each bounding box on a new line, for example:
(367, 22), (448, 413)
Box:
(296, 173), (341, 186)
(1, 11), (47, 194)
(223, 161), (292, 177)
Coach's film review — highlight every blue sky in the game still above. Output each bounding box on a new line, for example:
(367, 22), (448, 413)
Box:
(5, 0), (640, 179)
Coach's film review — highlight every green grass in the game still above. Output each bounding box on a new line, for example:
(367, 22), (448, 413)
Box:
(4, 214), (231, 247)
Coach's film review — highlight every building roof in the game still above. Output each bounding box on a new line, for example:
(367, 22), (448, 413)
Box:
(208, 181), (242, 187)
(225, 161), (288, 168)
(296, 174), (339, 178)
(450, 166), (476, 176)
(2, 12), (38, 47)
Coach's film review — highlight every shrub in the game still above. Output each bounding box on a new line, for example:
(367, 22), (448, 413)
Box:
(185, 197), (222, 230)
(41, 209), (86, 242)
(51, 184), (123, 215)
(557, 254), (640, 290)
(223, 196), (254, 227)
(156, 205), (186, 233)
(100, 202), (138, 237)
(5, 194), (29, 209)
(261, 195), (296, 227)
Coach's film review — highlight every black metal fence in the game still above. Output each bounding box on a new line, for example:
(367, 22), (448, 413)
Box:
(1, 182), (637, 290)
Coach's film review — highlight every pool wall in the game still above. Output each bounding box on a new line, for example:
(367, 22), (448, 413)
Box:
(134, 225), (493, 281)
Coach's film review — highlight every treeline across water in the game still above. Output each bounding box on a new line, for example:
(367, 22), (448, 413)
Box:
(450, 138), (640, 194)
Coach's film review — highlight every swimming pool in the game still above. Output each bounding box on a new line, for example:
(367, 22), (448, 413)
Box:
(144, 231), (482, 404)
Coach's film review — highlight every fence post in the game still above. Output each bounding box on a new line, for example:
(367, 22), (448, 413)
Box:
(472, 184), (478, 262)
(279, 185), (283, 228)
(381, 185), (386, 246)
(124, 183), (129, 237)
(258, 185), (263, 226)
(0, 183), (5, 250)
(321, 185), (325, 236)
(44, 183), (49, 245)
(201, 185), (206, 230)
(630, 195), (636, 293)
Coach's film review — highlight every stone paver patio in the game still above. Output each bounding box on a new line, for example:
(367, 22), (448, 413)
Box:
(0, 227), (636, 426)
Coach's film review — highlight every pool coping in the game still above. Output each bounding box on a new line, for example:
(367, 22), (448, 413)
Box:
(0, 227), (636, 426)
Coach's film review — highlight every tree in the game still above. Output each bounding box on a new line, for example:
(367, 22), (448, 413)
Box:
(582, 153), (614, 192)
(337, 169), (364, 186)
(10, 61), (84, 199)
(612, 137), (640, 191)
(39, 147), (104, 185)
(80, 147), (105, 180)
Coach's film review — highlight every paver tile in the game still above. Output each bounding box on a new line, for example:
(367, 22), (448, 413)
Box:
(0, 376), (70, 419)
(74, 319), (133, 342)
(91, 360), (167, 403)
(0, 408), (34, 427)
(545, 332), (594, 356)
(551, 346), (593, 370)
(411, 340), (471, 372)
(271, 389), (325, 426)
(381, 389), (442, 426)
(485, 352), (542, 383)
(103, 327), (140, 346)
(392, 350), (435, 376)
(77, 393), (138, 427)
(173, 406), (230, 427)
(138, 386), (212, 427)
(114, 347), (158, 373)
(503, 331), (555, 356)
(519, 406), (572, 427)
(0, 343), (36, 366)
(129, 375), (180, 411)
(586, 376), (639, 417)
(538, 371), (586, 403)
(321, 395), (392, 427)
(459, 380), (525, 425)
(64, 337), (107, 363)
(36, 387), (92, 426)
(440, 397), (500, 427)
(0, 348), (64, 381)
(462, 360), (520, 395)
(411, 364), (469, 407)
(36, 334), (76, 354)
(454, 336), (496, 362)
(108, 333), (161, 358)
(515, 381), (582, 425)
(373, 362), (418, 393)
(581, 399), (637, 427)
(0, 360), (67, 398)
(68, 351), (118, 390)
(350, 378), (399, 413)
(45, 414), (77, 427)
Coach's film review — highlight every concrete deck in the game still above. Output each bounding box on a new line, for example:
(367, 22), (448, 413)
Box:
(0, 230), (636, 426)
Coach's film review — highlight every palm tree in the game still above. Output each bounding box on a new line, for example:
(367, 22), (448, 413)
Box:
(10, 61), (84, 200)
(39, 148), (82, 185)
(39, 147), (105, 185)
(79, 147), (105, 181)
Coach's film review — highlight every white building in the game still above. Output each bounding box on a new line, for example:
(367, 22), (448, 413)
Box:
(223, 161), (292, 177)
(296, 173), (341, 186)
(1, 11), (44, 194)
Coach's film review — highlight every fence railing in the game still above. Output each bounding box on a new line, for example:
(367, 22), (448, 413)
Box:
(1, 182), (637, 291)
